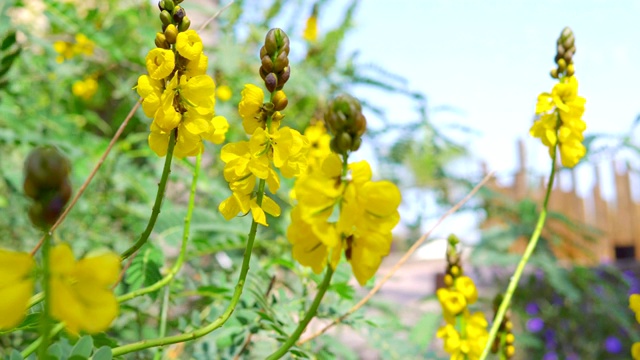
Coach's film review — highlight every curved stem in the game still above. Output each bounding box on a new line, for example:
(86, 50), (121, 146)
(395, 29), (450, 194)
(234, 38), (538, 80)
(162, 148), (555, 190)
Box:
(121, 129), (176, 260)
(479, 145), (558, 360)
(22, 322), (65, 358)
(38, 233), (52, 358)
(118, 153), (201, 302)
(111, 179), (266, 356)
(266, 267), (334, 360)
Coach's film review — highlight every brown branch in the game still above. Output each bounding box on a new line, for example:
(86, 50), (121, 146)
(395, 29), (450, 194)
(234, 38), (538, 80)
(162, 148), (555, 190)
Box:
(31, 101), (141, 256)
(297, 171), (495, 345)
(199, 1), (235, 31)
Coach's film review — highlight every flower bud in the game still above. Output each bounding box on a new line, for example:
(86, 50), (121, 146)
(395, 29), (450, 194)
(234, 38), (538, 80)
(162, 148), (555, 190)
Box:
(155, 32), (170, 49)
(164, 0), (175, 12)
(350, 136), (362, 151)
(557, 58), (566, 71)
(550, 68), (559, 79)
(24, 146), (71, 197)
(160, 10), (172, 26)
(273, 50), (289, 73)
(173, 6), (185, 23)
(164, 24), (178, 44)
(277, 66), (290, 88)
(261, 55), (274, 73)
(178, 16), (191, 32)
(264, 73), (278, 93)
(567, 63), (575, 76)
(272, 90), (288, 111)
(264, 29), (279, 55)
(158, 0), (165, 11)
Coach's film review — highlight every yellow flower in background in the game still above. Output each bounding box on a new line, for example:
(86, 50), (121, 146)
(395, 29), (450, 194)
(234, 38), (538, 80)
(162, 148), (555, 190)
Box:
(73, 33), (94, 56)
(630, 294), (640, 324)
(455, 276), (478, 304)
(72, 77), (98, 101)
(437, 288), (467, 318)
(216, 85), (232, 102)
(303, 15), (318, 42)
(49, 243), (120, 334)
(176, 30), (204, 60)
(530, 76), (586, 168)
(633, 342), (640, 360)
(436, 324), (462, 354)
(145, 48), (175, 80)
(0, 249), (35, 330)
(53, 40), (74, 63)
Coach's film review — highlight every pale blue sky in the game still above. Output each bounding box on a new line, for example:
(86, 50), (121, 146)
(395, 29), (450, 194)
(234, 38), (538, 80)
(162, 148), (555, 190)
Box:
(319, 0), (640, 241)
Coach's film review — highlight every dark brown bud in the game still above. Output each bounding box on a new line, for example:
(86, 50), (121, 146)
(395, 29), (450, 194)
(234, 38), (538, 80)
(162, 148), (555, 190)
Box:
(273, 50), (289, 73)
(276, 66), (290, 88)
(259, 66), (269, 81)
(264, 73), (278, 93)
(260, 46), (268, 59)
(173, 6), (185, 23)
(24, 146), (71, 197)
(265, 29), (278, 55)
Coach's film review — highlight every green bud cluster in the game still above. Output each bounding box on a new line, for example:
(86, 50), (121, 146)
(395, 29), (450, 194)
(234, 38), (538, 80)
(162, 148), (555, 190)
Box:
(23, 146), (72, 229)
(490, 294), (515, 358)
(259, 28), (291, 93)
(324, 94), (367, 154)
(550, 27), (576, 79)
(155, 0), (191, 49)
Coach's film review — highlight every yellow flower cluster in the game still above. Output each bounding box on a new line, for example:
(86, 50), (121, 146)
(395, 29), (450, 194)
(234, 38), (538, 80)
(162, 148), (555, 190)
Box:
(629, 294), (640, 359)
(0, 244), (120, 334)
(288, 149), (401, 285)
(72, 76), (98, 101)
(437, 267), (489, 360)
(219, 85), (309, 226)
(302, 15), (318, 43)
(53, 33), (94, 63)
(136, 29), (228, 158)
(530, 76), (586, 168)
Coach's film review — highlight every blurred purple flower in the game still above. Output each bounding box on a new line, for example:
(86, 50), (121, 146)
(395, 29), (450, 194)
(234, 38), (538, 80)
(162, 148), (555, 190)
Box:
(566, 353), (579, 360)
(604, 336), (623, 354)
(544, 329), (557, 348)
(525, 302), (540, 315)
(527, 318), (544, 333)
(543, 352), (558, 360)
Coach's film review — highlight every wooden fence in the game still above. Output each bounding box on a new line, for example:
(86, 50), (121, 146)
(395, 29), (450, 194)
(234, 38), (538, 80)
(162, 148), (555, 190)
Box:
(482, 139), (640, 264)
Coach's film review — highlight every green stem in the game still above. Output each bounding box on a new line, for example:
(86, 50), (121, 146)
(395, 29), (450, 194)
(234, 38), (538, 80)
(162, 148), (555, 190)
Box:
(479, 144), (558, 360)
(111, 179), (266, 356)
(38, 233), (52, 358)
(22, 322), (65, 358)
(121, 130), (176, 260)
(265, 266), (334, 360)
(117, 153), (201, 303)
(153, 286), (171, 360)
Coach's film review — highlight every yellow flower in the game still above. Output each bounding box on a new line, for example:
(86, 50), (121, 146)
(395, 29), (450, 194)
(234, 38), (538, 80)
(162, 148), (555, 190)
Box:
(49, 243), (120, 334)
(221, 141), (271, 181)
(630, 294), (640, 323)
(437, 324), (461, 354)
(202, 115), (229, 145)
(72, 77), (98, 101)
(176, 30), (203, 60)
(454, 276), (478, 304)
(218, 191), (281, 226)
(73, 33), (94, 56)
(303, 121), (331, 171)
(216, 85), (232, 102)
(303, 15), (318, 42)
(185, 53), (208, 78)
(437, 288), (467, 317)
(293, 153), (344, 223)
(145, 48), (175, 80)
(632, 342), (640, 359)
(0, 249), (35, 330)
(287, 207), (337, 274)
(530, 76), (586, 168)
(239, 84), (265, 134)
(53, 40), (74, 63)
(136, 75), (164, 118)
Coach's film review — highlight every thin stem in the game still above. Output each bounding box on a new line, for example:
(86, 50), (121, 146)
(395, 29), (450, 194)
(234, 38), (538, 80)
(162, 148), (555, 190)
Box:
(153, 286), (171, 360)
(22, 322), (65, 358)
(297, 171), (495, 345)
(479, 146), (558, 360)
(118, 153), (201, 302)
(266, 267), (334, 360)
(38, 233), (52, 358)
(121, 129), (177, 260)
(111, 179), (266, 356)
(30, 101), (141, 256)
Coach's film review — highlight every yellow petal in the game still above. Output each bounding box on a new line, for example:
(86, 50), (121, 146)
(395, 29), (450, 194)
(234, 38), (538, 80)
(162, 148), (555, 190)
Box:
(261, 195), (281, 217)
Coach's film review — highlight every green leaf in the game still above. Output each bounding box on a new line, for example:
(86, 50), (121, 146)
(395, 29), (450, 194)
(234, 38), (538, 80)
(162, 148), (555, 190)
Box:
(90, 333), (118, 349)
(70, 336), (93, 357)
(329, 282), (355, 300)
(1, 31), (16, 51)
(409, 312), (441, 349)
(91, 347), (112, 360)
(8, 350), (23, 360)
(125, 243), (163, 300)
